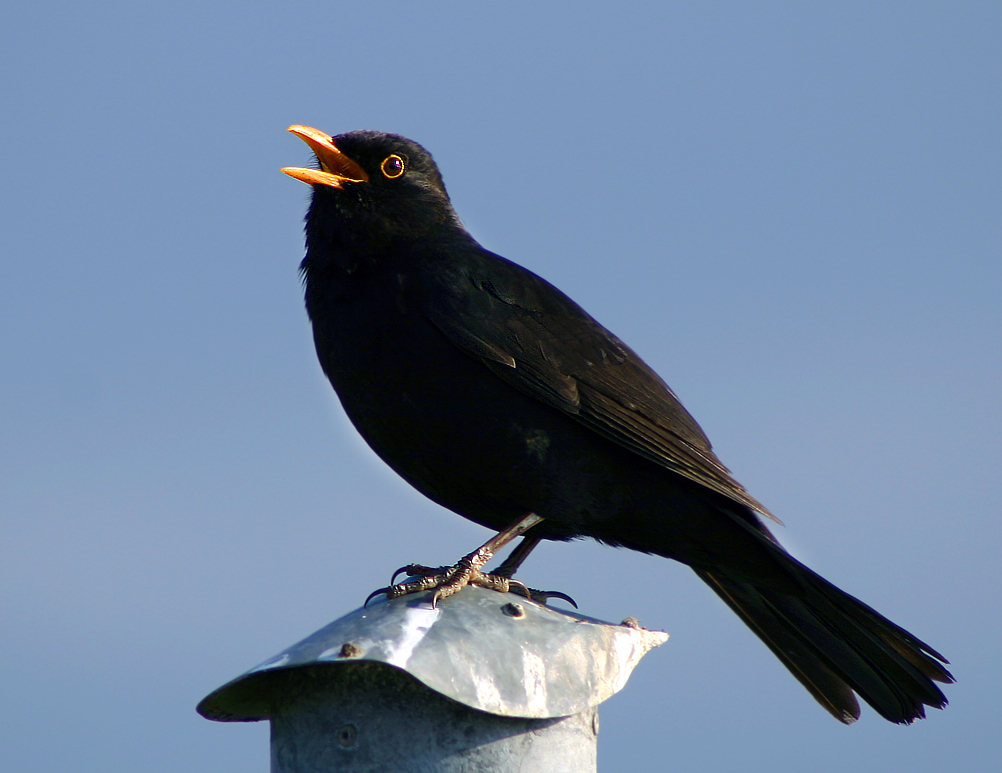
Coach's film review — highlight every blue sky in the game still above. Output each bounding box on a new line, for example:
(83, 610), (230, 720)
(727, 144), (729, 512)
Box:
(2, 3), (999, 771)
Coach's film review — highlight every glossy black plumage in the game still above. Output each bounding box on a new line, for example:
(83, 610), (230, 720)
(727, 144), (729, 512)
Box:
(285, 127), (952, 724)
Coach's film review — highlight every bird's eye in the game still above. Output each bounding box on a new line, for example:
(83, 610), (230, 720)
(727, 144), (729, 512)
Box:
(380, 154), (405, 179)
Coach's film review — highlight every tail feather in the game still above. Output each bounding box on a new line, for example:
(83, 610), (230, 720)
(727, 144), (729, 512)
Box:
(694, 564), (953, 724)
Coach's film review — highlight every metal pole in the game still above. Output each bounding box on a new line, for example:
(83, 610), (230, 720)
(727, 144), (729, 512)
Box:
(268, 662), (598, 773)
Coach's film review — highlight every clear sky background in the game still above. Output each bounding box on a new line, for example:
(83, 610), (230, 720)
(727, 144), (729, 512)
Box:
(2, 3), (999, 771)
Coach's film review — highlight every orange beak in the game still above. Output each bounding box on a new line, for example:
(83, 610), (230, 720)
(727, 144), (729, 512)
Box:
(281, 125), (369, 188)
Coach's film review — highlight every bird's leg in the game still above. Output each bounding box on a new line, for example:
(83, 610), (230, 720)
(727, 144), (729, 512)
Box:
(367, 513), (546, 607)
(489, 535), (577, 607)
(492, 535), (542, 578)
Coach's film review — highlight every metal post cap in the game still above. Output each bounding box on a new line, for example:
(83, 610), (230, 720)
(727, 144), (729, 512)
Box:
(198, 586), (667, 721)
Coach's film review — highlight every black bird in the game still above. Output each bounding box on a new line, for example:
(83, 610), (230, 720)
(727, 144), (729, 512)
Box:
(282, 125), (952, 725)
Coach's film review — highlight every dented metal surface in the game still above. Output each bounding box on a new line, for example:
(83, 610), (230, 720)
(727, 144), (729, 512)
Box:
(198, 586), (667, 721)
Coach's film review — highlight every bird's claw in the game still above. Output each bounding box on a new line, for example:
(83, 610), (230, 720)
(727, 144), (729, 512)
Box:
(365, 562), (577, 609)
(526, 588), (578, 608)
(363, 586), (393, 607)
(389, 563), (443, 586)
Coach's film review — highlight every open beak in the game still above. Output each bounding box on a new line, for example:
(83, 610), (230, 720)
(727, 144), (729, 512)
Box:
(281, 125), (369, 188)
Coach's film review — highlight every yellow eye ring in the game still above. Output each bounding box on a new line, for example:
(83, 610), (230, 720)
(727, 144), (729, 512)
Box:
(380, 154), (405, 179)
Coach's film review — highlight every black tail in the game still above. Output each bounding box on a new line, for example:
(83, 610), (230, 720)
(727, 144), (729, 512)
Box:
(693, 561), (954, 724)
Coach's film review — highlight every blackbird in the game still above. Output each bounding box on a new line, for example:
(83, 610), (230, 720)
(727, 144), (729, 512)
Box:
(282, 125), (952, 724)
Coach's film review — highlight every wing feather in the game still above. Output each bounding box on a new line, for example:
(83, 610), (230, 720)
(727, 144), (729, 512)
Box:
(421, 250), (776, 520)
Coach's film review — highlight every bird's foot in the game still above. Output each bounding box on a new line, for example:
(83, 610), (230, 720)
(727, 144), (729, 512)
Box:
(365, 561), (577, 609)
(363, 513), (574, 608)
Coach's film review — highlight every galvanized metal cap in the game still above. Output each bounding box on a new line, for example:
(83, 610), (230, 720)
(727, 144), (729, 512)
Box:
(198, 586), (667, 721)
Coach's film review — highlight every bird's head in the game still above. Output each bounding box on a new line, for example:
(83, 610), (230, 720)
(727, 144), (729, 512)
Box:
(283, 126), (462, 269)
